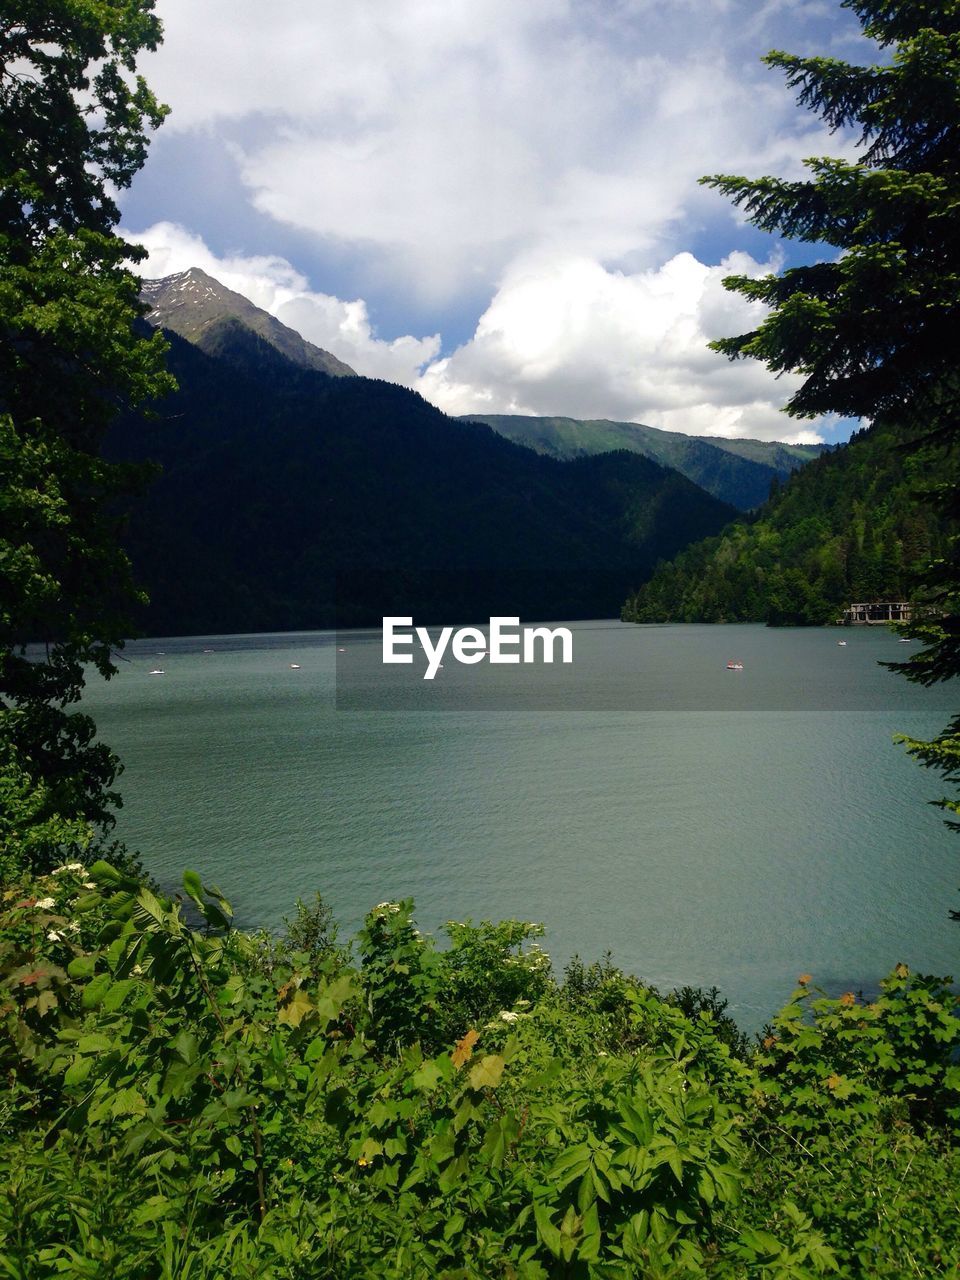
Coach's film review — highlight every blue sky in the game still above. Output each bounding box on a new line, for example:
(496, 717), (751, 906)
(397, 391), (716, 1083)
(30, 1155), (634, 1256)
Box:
(121, 0), (874, 443)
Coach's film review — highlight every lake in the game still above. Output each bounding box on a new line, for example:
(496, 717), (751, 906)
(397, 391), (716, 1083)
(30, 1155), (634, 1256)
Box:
(81, 620), (960, 1027)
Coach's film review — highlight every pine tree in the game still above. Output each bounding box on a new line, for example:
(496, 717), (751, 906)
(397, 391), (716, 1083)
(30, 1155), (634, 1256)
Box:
(704, 1), (960, 428)
(703, 0), (960, 891)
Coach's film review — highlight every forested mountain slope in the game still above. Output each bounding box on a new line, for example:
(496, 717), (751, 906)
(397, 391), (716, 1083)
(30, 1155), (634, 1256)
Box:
(462, 413), (826, 510)
(105, 327), (736, 633)
(622, 426), (947, 625)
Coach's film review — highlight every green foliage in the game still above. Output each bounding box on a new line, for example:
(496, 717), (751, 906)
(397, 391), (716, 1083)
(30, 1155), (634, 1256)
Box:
(756, 969), (960, 1131)
(435, 917), (553, 1048)
(699, 2), (960, 426)
(1, 863), (956, 1276)
(1, 1), (168, 243)
(0, 2), (174, 874)
(623, 425), (947, 624)
(746, 968), (960, 1277)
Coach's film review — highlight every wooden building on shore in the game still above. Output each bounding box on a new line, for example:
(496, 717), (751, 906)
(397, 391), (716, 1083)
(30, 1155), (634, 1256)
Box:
(842, 601), (913, 625)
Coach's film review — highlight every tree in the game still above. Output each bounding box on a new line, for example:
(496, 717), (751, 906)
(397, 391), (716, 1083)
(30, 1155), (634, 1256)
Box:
(704, 1), (960, 426)
(702, 0), (960, 894)
(0, 2), (173, 872)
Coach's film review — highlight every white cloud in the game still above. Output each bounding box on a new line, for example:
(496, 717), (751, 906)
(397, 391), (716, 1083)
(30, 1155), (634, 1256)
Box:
(420, 249), (827, 442)
(128, 222), (826, 443)
(120, 2), (863, 441)
(142, 0), (859, 301)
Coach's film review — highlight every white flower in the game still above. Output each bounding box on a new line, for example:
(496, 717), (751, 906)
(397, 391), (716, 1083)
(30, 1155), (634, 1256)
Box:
(81, 882), (97, 890)
(35, 897), (56, 910)
(46, 929), (63, 942)
(52, 863), (84, 875)
(499, 1010), (520, 1023)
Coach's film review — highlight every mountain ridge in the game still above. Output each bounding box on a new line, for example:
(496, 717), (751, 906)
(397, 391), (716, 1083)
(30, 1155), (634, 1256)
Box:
(141, 267), (357, 379)
(107, 321), (737, 632)
(460, 413), (828, 512)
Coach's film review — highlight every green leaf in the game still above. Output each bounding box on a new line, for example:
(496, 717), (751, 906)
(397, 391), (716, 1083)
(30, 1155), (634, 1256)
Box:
(171, 1030), (198, 1065)
(411, 1060), (445, 1092)
(67, 955), (97, 979)
(665, 1145), (685, 1184)
(81, 973), (112, 1010)
(305, 1036), (329, 1063)
(133, 887), (169, 930)
(315, 973), (357, 1023)
(578, 1202), (602, 1263)
(278, 989), (314, 1028)
(549, 1144), (593, 1187)
(77, 1033), (111, 1054)
(444, 1212), (466, 1242)
(110, 1087), (146, 1118)
(72, 892), (102, 914)
(437, 1153), (469, 1194)
(619, 1098), (654, 1144)
(533, 1202), (563, 1259)
(482, 1115), (519, 1168)
(133, 1196), (172, 1225)
(64, 1056), (93, 1087)
(182, 869), (203, 903)
(469, 1054), (505, 1090)
(88, 861), (122, 886)
(102, 978), (135, 1012)
(740, 1227), (784, 1259)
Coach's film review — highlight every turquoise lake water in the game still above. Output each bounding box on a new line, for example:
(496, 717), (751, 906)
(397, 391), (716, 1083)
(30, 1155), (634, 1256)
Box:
(81, 621), (960, 1027)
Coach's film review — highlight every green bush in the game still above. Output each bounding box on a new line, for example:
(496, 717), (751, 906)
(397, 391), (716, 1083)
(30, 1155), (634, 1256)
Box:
(0, 865), (956, 1277)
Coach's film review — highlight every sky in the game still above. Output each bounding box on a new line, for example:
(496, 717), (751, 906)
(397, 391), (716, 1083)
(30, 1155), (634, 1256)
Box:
(120, 0), (875, 444)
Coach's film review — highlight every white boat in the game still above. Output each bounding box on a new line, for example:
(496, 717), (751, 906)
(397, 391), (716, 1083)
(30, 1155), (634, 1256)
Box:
(149, 669), (165, 676)
(289, 663), (301, 669)
(838, 640), (847, 646)
(726, 660), (744, 670)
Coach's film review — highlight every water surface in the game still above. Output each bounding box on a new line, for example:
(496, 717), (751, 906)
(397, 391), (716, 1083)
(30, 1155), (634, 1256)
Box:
(82, 621), (960, 1025)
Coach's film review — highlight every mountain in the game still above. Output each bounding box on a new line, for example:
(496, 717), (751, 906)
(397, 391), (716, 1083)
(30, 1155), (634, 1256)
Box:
(107, 286), (737, 634)
(141, 268), (357, 378)
(621, 424), (947, 626)
(460, 414), (827, 511)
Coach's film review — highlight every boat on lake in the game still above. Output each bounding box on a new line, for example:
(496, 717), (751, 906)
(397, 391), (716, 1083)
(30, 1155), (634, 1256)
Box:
(726, 660), (744, 670)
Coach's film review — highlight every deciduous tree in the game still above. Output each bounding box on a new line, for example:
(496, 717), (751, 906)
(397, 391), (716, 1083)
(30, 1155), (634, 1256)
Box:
(0, 1), (173, 870)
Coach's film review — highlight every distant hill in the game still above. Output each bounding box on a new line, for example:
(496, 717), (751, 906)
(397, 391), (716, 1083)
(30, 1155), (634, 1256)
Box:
(141, 268), (357, 378)
(107, 282), (736, 633)
(622, 425), (947, 626)
(461, 414), (827, 511)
